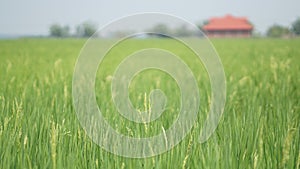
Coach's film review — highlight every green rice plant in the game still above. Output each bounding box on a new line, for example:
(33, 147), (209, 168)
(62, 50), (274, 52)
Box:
(0, 38), (299, 168)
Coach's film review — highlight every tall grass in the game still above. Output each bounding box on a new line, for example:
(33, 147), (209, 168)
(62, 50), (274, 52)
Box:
(0, 38), (299, 168)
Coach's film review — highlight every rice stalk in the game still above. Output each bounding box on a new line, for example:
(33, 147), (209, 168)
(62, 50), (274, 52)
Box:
(280, 128), (296, 168)
(51, 121), (58, 169)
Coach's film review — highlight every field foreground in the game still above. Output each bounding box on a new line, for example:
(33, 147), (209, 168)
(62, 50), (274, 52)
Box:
(0, 38), (299, 168)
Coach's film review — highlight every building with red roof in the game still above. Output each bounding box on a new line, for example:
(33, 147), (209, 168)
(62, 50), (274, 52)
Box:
(202, 14), (253, 38)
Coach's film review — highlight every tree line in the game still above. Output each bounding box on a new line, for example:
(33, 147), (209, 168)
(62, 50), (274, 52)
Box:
(49, 18), (300, 38)
(49, 21), (200, 38)
(266, 18), (300, 38)
(49, 21), (97, 38)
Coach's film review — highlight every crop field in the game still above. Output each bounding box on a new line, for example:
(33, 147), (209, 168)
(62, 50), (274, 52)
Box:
(0, 38), (299, 168)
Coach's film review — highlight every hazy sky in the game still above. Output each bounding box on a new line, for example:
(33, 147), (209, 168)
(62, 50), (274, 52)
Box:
(0, 0), (299, 35)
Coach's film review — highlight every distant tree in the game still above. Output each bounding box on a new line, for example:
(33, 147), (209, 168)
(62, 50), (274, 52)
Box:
(148, 23), (171, 36)
(174, 25), (194, 37)
(266, 25), (291, 38)
(291, 18), (300, 35)
(76, 21), (98, 37)
(196, 20), (209, 32)
(49, 24), (70, 37)
(110, 30), (134, 38)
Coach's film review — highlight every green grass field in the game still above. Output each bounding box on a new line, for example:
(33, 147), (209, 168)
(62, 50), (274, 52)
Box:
(0, 38), (299, 169)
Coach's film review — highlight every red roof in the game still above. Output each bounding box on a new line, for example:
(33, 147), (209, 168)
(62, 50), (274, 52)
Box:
(203, 14), (253, 31)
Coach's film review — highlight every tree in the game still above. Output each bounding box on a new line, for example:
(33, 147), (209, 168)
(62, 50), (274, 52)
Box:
(291, 18), (300, 35)
(174, 25), (195, 37)
(148, 23), (171, 37)
(49, 24), (70, 37)
(266, 25), (291, 38)
(110, 30), (134, 38)
(76, 21), (98, 37)
(196, 20), (209, 32)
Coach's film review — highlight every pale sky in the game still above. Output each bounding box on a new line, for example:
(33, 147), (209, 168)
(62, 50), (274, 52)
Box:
(0, 0), (299, 35)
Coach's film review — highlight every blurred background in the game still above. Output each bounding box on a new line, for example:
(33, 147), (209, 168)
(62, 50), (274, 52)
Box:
(1, 0), (300, 38)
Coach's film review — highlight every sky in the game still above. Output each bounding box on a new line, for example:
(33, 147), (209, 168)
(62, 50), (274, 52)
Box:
(0, 0), (299, 36)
